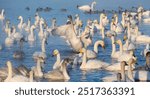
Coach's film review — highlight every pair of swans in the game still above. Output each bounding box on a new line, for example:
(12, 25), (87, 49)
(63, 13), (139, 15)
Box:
(127, 21), (150, 44)
(4, 61), (34, 82)
(77, 1), (96, 13)
(44, 59), (70, 81)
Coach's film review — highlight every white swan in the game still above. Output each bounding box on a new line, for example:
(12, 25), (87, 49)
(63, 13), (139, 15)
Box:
(17, 16), (26, 31)
(32, 57), (45, 78)
(25, 18), (31, 33)
(33, 38), (47, 60)
(38, 18), (46, 39)
(0, 9), (5, 21)
(114, 39), (136, 62)
(52, 49), (62, 69)
(77, 1), (96, 13)
(4, 61), (30, 82)
(127, 22), (150, 44)
(5, 28), (14, 46)
(34, 12), (40, 27)
(86, 40), (105, 59)
(44, 59), (70, 81)
(79, 48), (110, 70)
(11, 26), (23, 41)
(28, 25), (36, 42)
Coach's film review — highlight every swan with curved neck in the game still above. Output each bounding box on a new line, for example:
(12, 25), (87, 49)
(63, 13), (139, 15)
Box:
(28, 25), (36, 42)
(77, 1), (96, 13)
(44, 59), (70, 81)
(114, 39), (136, 62)
(79, 47), (109, 70)
(86, 40), (105, 59)
(5, 61), (31, 82)
(17, 16), (25, 31)
(52, 49), (62, 69)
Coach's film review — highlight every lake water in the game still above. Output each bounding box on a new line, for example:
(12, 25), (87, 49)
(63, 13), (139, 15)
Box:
(0, 0), (150, 82)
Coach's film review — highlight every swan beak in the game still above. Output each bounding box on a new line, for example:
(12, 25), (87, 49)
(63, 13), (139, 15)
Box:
(123, 35), (128, 41)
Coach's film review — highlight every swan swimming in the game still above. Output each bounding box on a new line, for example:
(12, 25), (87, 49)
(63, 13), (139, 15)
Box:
(77, 1), (96, 13)
(4, 61), (31, 82)
(44, 59), (70, 81)
(86, 40), (105, 59)
(79, 48), (110, 70)
(52, 49), (62, 70)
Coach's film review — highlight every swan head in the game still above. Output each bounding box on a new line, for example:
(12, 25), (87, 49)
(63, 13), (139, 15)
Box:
(92, 1), (96, 5)
(79, 48), (86, 54)
(37, 57), (45, 63)
(52, 49), (59, 57)
(31, 25), (36, 30)
(113, 14), (118, 18)
(18, 16), (23, 20)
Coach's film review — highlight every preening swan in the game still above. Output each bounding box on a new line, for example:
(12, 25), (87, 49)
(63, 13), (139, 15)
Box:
(4, 61), (31, 82)
(52, 49), (62, 70)
(86, 40), (105, 59)
(77, 1), (96, 13)
(79, 48), (110, 70)
(44, 59), (70, 81)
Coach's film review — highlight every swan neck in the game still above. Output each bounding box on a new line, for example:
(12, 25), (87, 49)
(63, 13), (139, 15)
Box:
(62, 64), (70, 80)
(111, 36), (116, 55)
(56, 53), (61, 64)
(29, 71), (33, 82)
(94, 41), (103, 53)
(37, 59), (42, 75)
(5, 64), (13, 81)
(91, 2), (95, 11)
(41, 39), (46, 52)
(101, 27), (105, 39)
